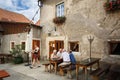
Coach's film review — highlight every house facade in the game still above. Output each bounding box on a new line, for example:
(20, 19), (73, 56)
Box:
(40, 0), (120, 59)
(0, 8), (42, 59)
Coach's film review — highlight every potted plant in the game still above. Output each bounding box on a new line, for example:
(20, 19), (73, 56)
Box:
(53, 16), (66, 26)
(10, 44), (24, 64)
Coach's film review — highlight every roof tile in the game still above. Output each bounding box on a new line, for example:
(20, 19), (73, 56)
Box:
(0, 8), (30, 23)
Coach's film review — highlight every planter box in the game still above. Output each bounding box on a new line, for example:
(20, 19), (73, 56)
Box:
(13, 56), (23, 64)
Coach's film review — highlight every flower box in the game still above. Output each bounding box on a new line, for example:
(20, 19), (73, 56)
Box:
(104, 0), (120, 11)
(53, 16), (66, 26)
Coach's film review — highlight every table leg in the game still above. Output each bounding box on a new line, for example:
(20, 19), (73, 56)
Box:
(55, 63), (57, 74)
(1, 56), (5, 64)
(90, 65), (92, 72)
(50, 62), (52, 73)
(76, 65), (79, 80)
(97, 62), (100, 69)
(85, 67), (88, 80)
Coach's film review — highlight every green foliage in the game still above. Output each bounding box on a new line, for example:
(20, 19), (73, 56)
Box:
(10, 44), (24, 64)
(10, 44), (23, 57)
(13, 56), (23, 64)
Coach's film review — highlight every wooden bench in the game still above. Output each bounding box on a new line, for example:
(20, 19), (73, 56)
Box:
(0, 70), (10, 80)
(90, 68), (108, 80)
(42, 62), (50, 72)
(59, 64), (76, 77)
(0, 54), (12, 64)
(90, 61), (111, 80)
(59, 65), (69, 76)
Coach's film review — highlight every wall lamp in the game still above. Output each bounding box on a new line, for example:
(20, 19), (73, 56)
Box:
(38, 0), (43, 7)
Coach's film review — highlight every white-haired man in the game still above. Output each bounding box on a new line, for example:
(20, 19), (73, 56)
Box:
(57, 48), (63, 58)
(58, 49), (71, 67)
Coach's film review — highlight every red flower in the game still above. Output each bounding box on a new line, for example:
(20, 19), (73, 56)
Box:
(53, 16), (66, 26)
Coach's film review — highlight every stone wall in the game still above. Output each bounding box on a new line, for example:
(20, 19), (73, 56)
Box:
(1, 33), (27, 53)
(40, 0), (120, 58)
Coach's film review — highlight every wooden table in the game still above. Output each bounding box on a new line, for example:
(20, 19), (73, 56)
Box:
(0, 70), (10, 80)
(49, 59), (62, 74)
(76, 58), (100, 80)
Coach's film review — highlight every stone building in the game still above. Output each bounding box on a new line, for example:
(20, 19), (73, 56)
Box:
(0, 8), (42, 58)
(39, 0), (120, 59)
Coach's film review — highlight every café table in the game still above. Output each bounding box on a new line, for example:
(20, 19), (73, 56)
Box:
(49, 58), (63, 74)
(76, 58), (100, 80)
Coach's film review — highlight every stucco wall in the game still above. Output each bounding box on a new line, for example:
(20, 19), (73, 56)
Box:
(32, 27), (41, 38)
(1, 33), (27, 53)
(40, 0), (120, 58)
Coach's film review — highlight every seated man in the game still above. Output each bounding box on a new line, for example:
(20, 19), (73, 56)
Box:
(57, 48), (63, 58)
(69, 50), (76, 69)
(66, 50), (76, 78)
(58, 49), (71, 67)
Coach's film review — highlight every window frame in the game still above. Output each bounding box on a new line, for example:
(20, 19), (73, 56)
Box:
(20, 41), (26, 50)
(69, 41), (79, 52)
(56, 2), (65, 17)
(10, 41), (15, 50)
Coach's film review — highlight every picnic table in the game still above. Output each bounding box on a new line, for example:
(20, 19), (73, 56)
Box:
(0, 70), (10, 80)
(49, 59), (63, 74)
(76, 58), (100, 80)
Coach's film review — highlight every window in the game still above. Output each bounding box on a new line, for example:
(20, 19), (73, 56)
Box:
(56, 2), (64, 17)
(21, 42), (25, 50)
(10, 41), (15, 50)
(69, 41), (79, 52)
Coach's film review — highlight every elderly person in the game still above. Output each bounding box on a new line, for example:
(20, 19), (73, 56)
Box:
(58, 49), (71, 67)
(69, 50), (76, 64)
(57, 48), (63, 58)
(51, 49), (58, 60)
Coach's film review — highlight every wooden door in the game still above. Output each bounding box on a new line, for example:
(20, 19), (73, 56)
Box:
(49, 40), (64, 60)
(32, 40), (40, 59)
(55, 40), (64, 51)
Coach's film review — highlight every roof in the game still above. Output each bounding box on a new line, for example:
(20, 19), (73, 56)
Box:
(35, 19), (40, 26)
(0, 8), (30, 23)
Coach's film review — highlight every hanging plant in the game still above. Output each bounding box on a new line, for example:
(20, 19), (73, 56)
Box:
(53, 16), (66, 26)
(104, 0), (120, 11)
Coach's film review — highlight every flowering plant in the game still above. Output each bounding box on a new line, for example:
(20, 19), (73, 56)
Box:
(53, 16), (66, 26)
(104, 0), (120, 11)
